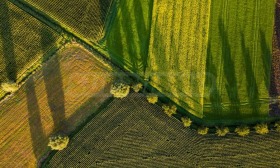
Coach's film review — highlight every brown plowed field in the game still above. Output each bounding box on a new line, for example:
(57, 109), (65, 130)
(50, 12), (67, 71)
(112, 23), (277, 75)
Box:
(0, 44), (112, 167)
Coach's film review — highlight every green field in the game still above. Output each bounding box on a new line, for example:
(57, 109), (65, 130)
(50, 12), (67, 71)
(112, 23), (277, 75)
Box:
(24, 0), (112, 43)
(105, 0), (275, 121)
(105, 0), (153, 76)
(203, 0), (275, 122)
(44, 93), (280, 167)
(0, 0), (62, 99)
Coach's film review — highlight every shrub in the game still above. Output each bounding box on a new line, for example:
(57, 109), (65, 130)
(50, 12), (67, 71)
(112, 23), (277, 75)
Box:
(235, 125), (250, 137)
(146, 93), (158, 104)
(131, 83), (143, 93)
(275, 121), (280, 132)
(48, 135), (69, 150)
(1, 82), (19, 93)
(197, 126), (209, 135)
(254, 123), (269, 135)
(181, 117), (192, 128)
(162, 104), (177, 117)
(110, 82), (130, 98)
(215, 126), (229, 136)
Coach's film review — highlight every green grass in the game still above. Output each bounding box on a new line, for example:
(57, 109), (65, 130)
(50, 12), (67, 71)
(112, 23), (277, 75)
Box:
(203, 0), (275, 122)
(0, 0), (62, 99)
(24, 0), (112, 43)
(105, 0), (153, 76)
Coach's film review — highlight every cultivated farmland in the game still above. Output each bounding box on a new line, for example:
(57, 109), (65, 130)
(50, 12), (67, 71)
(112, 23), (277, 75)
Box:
(203, 0), (275, 122)
(0, 44), (113, 167)
(147, 0), (211, 118)
(23, 0), (113, 43)
(105, 0), (153, 76)
(0, 0), (62, 99)
(45, 93), (280, 167)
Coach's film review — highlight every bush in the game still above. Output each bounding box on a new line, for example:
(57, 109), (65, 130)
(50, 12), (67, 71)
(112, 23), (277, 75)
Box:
(235, 125), (250, 137)
(254, 123), (269, 135)
(181, 117), (192, 128)
(162, 104), (177, 117)
(1, 82), (19, 93)
(110, 82), (130, 98)
(131, 83), (143, 93)
(146, 93), (158, 104)
(48, 135), (69, 150)
(275, 121), (280, 132)
(197, 126), (209, 135)
(215, 126), (229, 136)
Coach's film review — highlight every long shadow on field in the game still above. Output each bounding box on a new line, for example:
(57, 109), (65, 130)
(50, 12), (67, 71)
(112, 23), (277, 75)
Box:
(218, 18), (241, 116)
(240, 34), (260, 117)
(26, 76), (47, 160)
(260, 31), (272, 91)
(0, 1), (17, 82)
(98, 0), (113, 25)
(107, 0), (152, 75)
(41, 28), (67, 132)
(204, 42), (223, 118)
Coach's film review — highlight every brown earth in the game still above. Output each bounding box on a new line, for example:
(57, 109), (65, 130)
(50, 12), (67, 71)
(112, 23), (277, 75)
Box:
(0, 44), (113, 167)
(270, 1), (280, 116)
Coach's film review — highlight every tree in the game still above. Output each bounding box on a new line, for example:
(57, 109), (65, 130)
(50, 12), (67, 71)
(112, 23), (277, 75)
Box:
(1, 81), (19, 93)
(131, 83), (143, 93)
(162, 104), (177, 117)
(181, 117), (192, 128)
(254, 123), (269, 135)
(197, 126), (209, 135)
(215, 126), (229, 136)
(146, 93), (158, 104)
(235, 125), (250, 137)
(275, 121), (280, 132)
(110, 82), (130, 98)
(48, 135), (69, 151)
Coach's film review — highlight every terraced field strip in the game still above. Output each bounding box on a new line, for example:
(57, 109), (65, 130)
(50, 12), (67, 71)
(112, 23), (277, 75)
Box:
(203, 0), (275, 121)
(0, 0), (63, 99)
(105, 0), (153, 76)
(147, 0), (211, 118)
(46, 93), (280, 167)
(0, 44), (113, 167)
(23, 0), (112, 43)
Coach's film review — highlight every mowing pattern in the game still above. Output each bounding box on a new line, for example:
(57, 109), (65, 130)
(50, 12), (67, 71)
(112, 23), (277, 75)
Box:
(147, 0), (211, 118)
(203, 0), (275, 121)
(24, 0), (112, 43)
(46, 93), (280, 167)
(106, 0), (153, 76)
(0, 45), (113, 167)
(0, 0), (61, 98)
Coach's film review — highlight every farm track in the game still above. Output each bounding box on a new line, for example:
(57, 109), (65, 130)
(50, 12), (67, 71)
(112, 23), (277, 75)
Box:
(46, 93), (280, 167)
(0, 44), (113, 167)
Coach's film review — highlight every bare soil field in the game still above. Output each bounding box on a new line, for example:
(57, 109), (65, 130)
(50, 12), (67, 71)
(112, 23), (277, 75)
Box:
(0, 44), (113, 167)
(46, 93), (280, 167)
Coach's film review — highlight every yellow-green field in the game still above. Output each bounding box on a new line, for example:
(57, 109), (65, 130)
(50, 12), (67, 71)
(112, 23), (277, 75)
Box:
(0, 44), (113, 167)
(0, 0), (63, 99)
(147, 0), (211, 118)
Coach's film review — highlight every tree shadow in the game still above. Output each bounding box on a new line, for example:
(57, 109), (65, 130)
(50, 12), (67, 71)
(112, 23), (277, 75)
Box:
(240, 33), (260, 117)
(275, 1), (280, 48)
(41, 27), (66, 132)
(0, 1), (17, 82)
(204, 41), (223, 118)
(107, 0), (152, 75)
(218, 18), (240, 116)
(26, 76), (47, 160)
